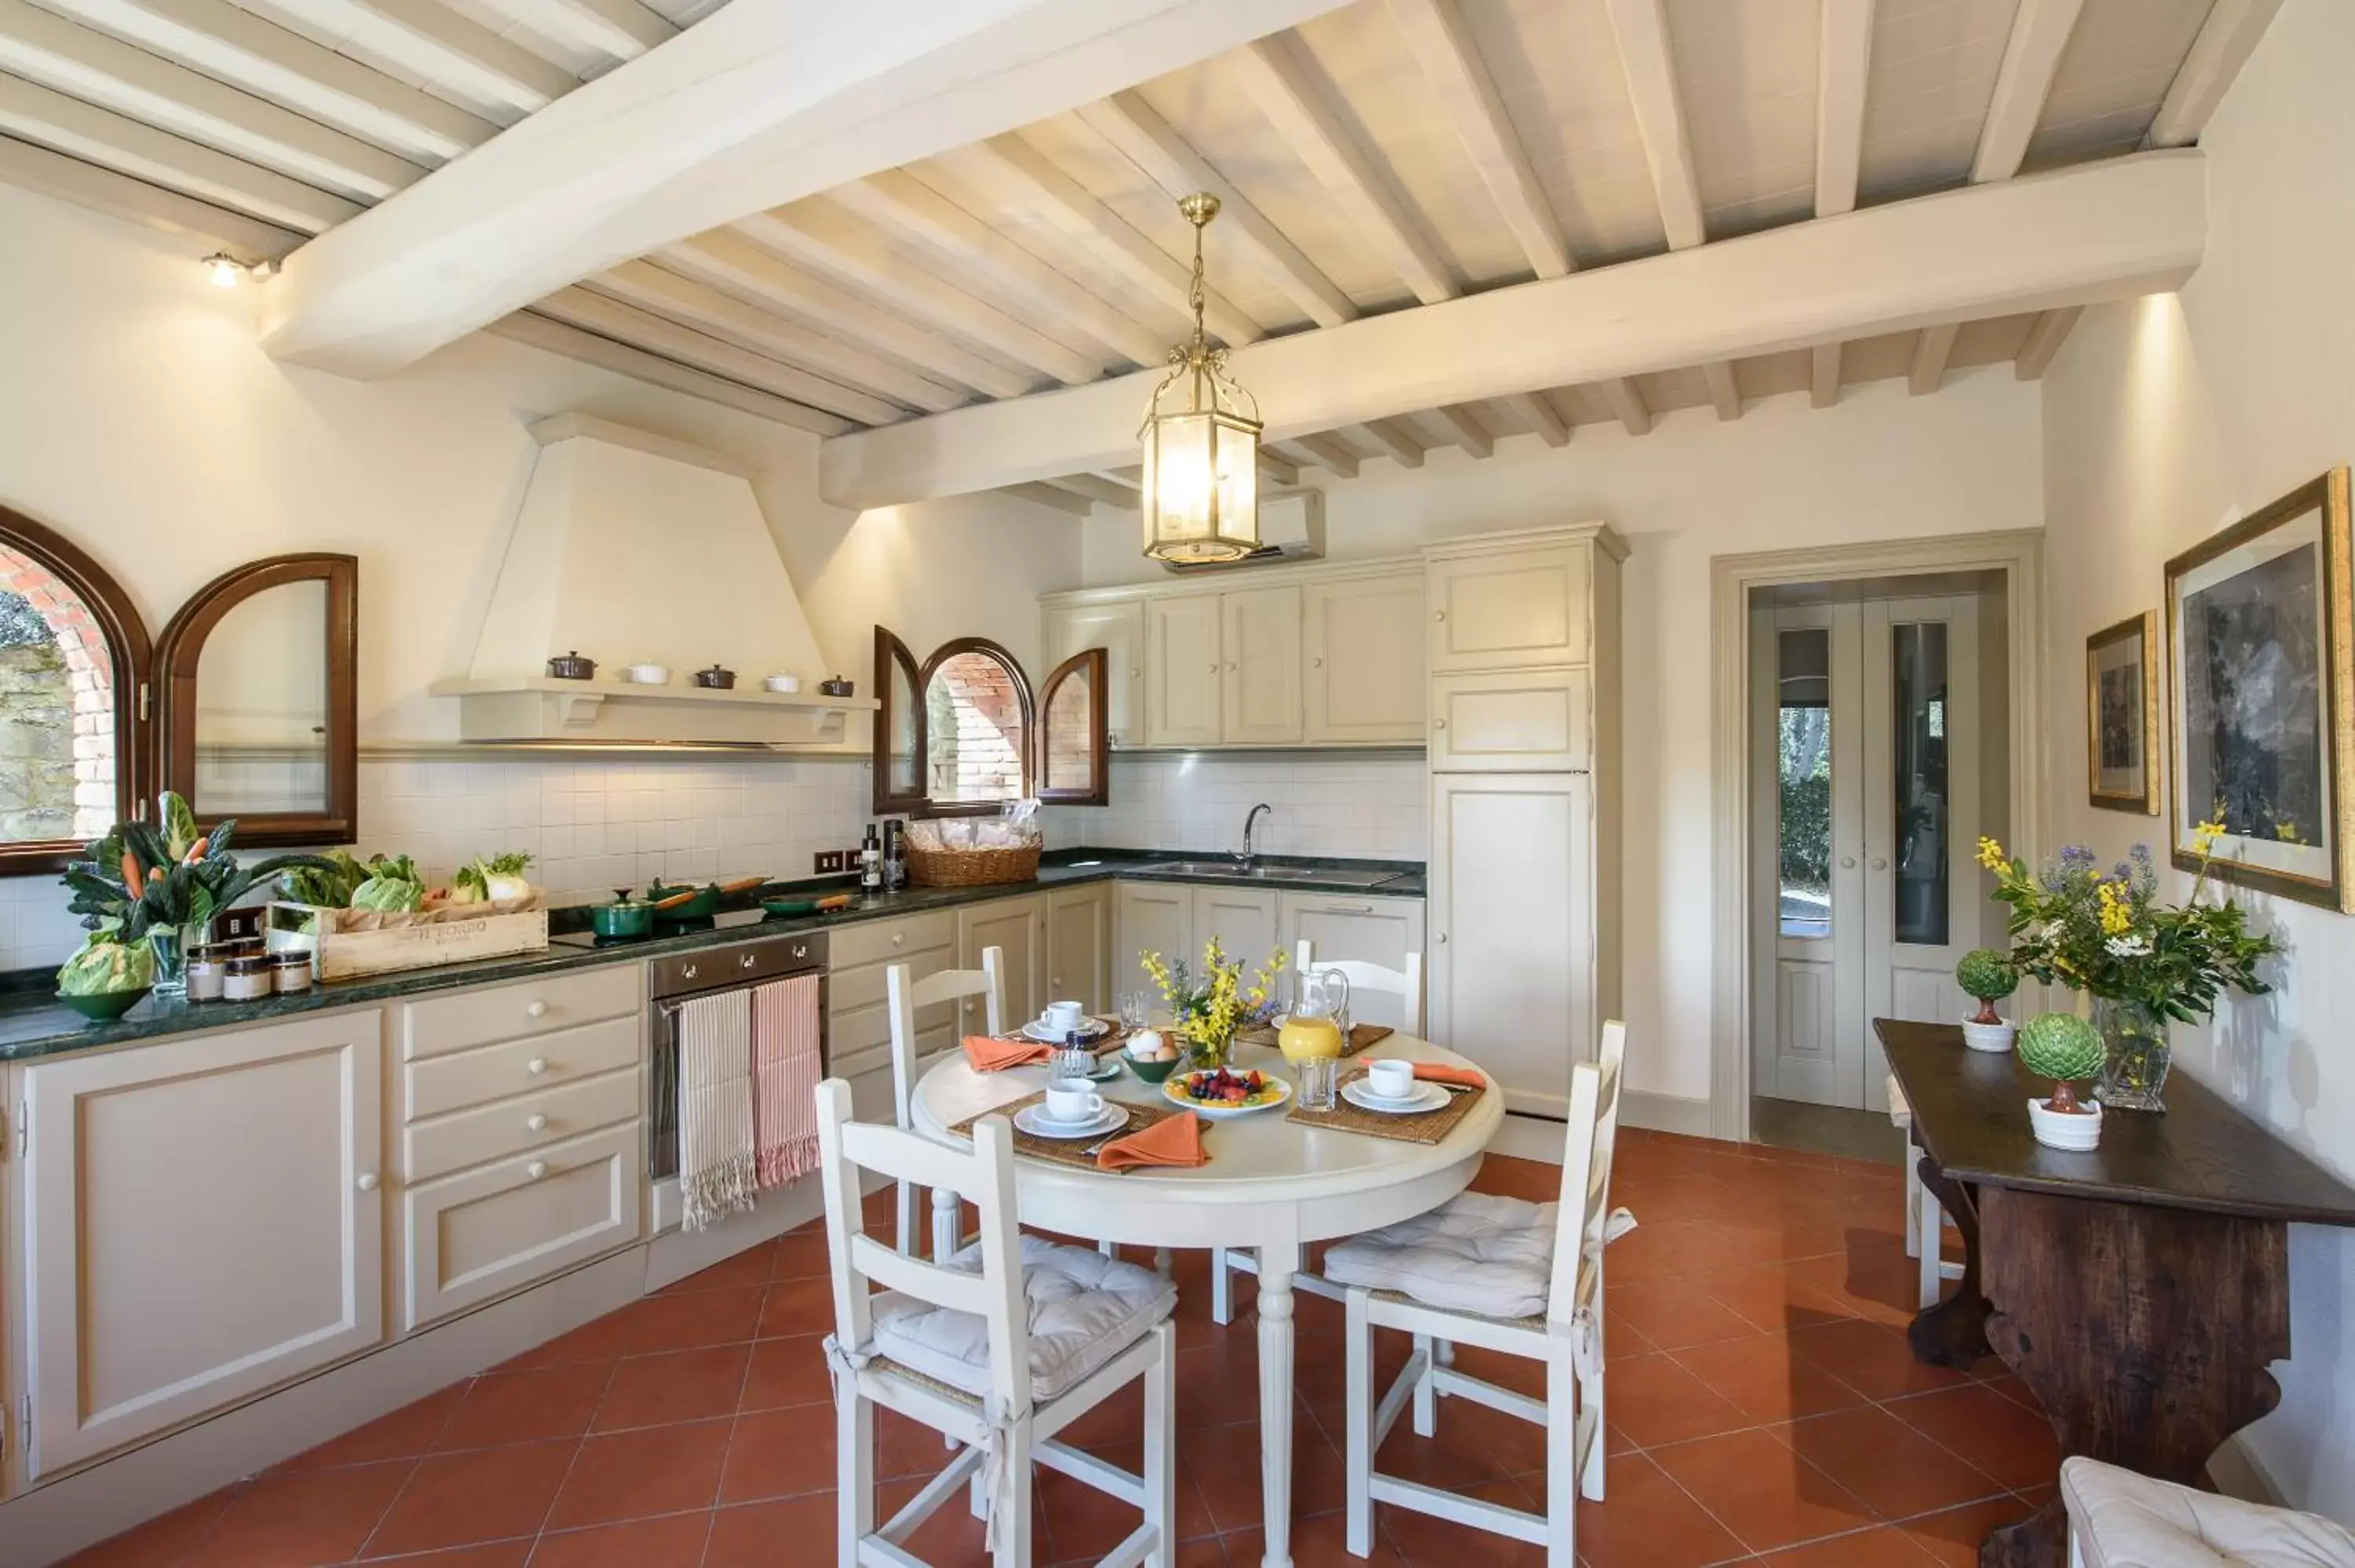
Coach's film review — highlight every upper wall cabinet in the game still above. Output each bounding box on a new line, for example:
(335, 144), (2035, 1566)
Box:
(1042, 600), (1143, 749)
(1304, 574), (1426, 743)
(1428, 541), (1594, 673)
(1145, 593), (1225, 747)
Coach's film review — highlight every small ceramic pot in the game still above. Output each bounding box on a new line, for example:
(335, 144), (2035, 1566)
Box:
(2027, 1095), (2102, 1151)
(819, 675), (855, 697)
(622, 661), (670, 685)
(763, 673), (802, 694)
(546, 650), (597, 680)
(1960, 1017), (2017, 1053)
(692, 665), (737, 690)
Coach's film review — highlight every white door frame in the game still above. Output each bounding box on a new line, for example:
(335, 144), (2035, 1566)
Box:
(1710, 531), (2045, 1144)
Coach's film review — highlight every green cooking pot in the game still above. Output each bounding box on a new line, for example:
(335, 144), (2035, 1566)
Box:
(591, 889), (654, 940)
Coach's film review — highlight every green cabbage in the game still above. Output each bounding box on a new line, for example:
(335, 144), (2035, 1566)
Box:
(58, 935), (155, 996)
(352, 875), (423, 913)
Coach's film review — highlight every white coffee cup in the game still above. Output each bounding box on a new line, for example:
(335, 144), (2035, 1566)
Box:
(1365, 1059), (1416, 1100)
(1042, 999), (1086, 1034)
(1043, 1082), (1104, 1125)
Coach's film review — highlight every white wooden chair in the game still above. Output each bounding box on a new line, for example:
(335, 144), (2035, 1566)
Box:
(1207, 939), (1427, 1326)
(1325, 1019), (1634, 1564)
(814, 1077), (1180, 1568)
(886, 947), (1005, 1261)
(1887, 1074), (1963, 1308)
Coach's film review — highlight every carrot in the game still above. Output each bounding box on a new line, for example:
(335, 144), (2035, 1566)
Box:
(183, 836), (209, 864)
(147, 866), (163, 884)
(122, 851), (142, 888)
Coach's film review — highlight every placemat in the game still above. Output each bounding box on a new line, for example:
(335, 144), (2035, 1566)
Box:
(984, 1019), (1130, 1057)
(1285, 1067), (1485, 1146)
(1233, 1022), (1396, 1057)
(946, 1090), (1189, 1173)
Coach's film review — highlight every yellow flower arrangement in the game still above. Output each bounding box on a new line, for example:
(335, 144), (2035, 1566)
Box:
(1140, 937), (1285, 1068)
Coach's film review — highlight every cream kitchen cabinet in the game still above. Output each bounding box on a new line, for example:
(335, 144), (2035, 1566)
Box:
(1189, 884), (1280, 972)
(1428, 667), (1592, 772)
(1045, 883), (1112, 1014)
(1115, 881), (1192, 997)
(1428, 536), (1595, 673)
(400, 1123), (641, 1332)
(1304, 571), (1426, 743)
(18, 1012), (384, 1478)
(956, 893), (1044, 1034)
(1218, 585), (1303, 745)
(1042, 598), (1145, 748)
(1145, 593), (1224, 747)
(1280, 892), (1428, 1031)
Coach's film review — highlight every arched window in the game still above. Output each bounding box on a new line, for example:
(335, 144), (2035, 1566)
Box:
(873, 629), (1107, 815)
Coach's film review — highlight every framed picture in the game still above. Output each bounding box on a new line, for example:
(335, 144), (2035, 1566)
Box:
(2087, 611), (2161, 814)
(2163, 467), (2355, 910)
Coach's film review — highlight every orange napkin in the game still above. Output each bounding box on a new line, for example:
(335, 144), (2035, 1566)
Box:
(962, 1036), (1050, 1073)
(1097, 1111), (1208, 1172)
(1408, 1062), (1487, 1090)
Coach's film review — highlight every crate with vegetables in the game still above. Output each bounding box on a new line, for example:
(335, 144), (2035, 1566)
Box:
(267, 850), (549, 981)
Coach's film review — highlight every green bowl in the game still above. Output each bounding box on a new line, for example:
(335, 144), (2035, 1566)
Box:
(57, 989), (148, 1023)
(1125, 1054), (1181, 1085)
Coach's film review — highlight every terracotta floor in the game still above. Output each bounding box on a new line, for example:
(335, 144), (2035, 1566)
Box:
(62, 1130), (2054, 1567)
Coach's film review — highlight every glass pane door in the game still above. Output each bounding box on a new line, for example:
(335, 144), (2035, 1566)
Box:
(1890, 622), (1950, 946)
(1777, 628), (1832, 940)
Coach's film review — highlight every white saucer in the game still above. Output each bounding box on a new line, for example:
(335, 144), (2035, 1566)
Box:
(1013, 1103), (1128, 1140)
(1021, 1016), (1111, 1043)
(1066, 1056), (1124, 1081)
(1342, 1078), (1450, 1115)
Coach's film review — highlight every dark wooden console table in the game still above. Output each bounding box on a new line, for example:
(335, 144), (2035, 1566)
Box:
(1878, 1018), (2355, 1568)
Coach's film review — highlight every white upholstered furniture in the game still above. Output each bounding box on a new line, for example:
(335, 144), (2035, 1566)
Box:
(2062, 1457), (2355, 1568)
(887, 946), (1005, 1260)
(814, 1077), (1178, 1568)
(1887, 1072), (1963, 1307)
(1327, 1019), (1632, 1564)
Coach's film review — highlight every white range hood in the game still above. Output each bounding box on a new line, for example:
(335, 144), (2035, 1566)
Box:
(432, 414), (871, 746)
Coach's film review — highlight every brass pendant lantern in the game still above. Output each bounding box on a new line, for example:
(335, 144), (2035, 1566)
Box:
(1140, 192), (1262, 564)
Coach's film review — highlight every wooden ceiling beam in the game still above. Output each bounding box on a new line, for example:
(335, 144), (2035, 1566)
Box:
(1284, 433), (1360, 476)
(1006, 482), (1096, 516)
(1814, 0), (1874, 217)
(1971, 0), (2084, 182)
(1908, 322), (1958, 396)
(1501, 392), (1568, 447)
(1234, 31), (1455, 305)
(1351, 419), (1426, 469)
(820, 152), (2207, 505)
(1702, 360), (1742, 422)
(2147, 0), (2281, 148)
(1810, 344), (1841, 409)
(1601, 0), (1703, 250)
(528, 0), (676, 60)
(1258, 447), (1301, 486)
(361, 0), (579, 111)
(2014, 305), (2082, 380)
(490, 308), (852, 434)
(1599, 377), (1651, 437)
(0, 129), (300, 254)
(1423, 403), (1493, 458)
(1050, 473), (1140, 508)
(1076, 89), (1356, 327)
(1386, 0), (1568, 279)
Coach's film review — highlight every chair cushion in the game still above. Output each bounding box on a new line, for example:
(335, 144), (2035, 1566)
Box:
(2063, 1457), (2355, 1568)
(869, 1236), (1175, 1402)
(1322, 1191), (1556, 1319)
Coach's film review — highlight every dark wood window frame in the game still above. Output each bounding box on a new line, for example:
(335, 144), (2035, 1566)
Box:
(873, 629), (1112, 817)
(1036, 647), (1108, 808)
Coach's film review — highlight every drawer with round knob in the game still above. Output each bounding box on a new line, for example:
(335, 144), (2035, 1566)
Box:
(827, 910), (953, 970)
(399, 965), (641, 1060)
(403, 1063), (641, 1181)
(404, 1015), (639, 1122)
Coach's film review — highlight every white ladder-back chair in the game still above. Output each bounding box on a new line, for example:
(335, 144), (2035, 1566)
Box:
(1207, 938), (1427, 1326)
(1326, 1019), (1635, 1564)
(815, 1078), (1179, 1568)
(887, 947), (1005, 1261)
(1887, 1074), (1963, 1307)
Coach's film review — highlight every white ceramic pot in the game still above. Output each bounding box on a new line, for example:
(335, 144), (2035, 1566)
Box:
(763, 673), (802, 694)
(1961, 1017), (2017, 1053)
(2027, 1095), (2102, 1151)
(622, 662), (670, 685)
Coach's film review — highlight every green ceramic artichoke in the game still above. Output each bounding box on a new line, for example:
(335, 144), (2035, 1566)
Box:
(1955, 948), (2019, 1003)
(2017, 1012), (2105, 1084)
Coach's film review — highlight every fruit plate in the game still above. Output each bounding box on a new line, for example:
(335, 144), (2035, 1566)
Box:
(1163, 1067), (1292, 1120)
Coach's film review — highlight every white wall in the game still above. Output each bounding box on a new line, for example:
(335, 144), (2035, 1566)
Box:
(1081, 372), (2047, 1103)
(2037, 0), (2355, 1521)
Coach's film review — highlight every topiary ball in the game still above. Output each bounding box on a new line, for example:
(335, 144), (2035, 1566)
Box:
(1955, 948), (2019, 1001)
(2017, 1012), (2105, 1084)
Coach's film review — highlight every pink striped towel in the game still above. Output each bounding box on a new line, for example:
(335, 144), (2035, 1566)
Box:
(751, 973), (823, 1190)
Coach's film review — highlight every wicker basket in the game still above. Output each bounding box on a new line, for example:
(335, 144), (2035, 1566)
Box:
(905, 838), (1042, 888)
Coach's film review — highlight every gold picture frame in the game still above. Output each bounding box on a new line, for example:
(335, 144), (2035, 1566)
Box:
(2163, 466), (2355, 911)
(2087, 611), (2160, 814)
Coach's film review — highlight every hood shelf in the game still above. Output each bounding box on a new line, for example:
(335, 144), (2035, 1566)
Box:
(429, 676), (876, 746)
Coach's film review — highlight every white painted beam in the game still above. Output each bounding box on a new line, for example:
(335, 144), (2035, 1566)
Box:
(735, 206), (1101, 386)
(0, 129), (299, 253)
(1234, 32), (1455, 304)
(1601, 0), (1703, 250)
(0, 71), (358, 230)
(1352, 420), (1426, 469)
(2147, 0), (2280, 148)
(1423, 404), (1494, 458)
(1908, 322), (1958, 396)
(831, 168), (1169, 366)
(1076, 89), (1356, 326)
(659, 232), (1032, 400)
(490, 308), (851, 433)
(1702, 360), (1741, 421)
(1501, 392), (1568, 447)
(361, 0), (579, 111)
(1258, 447), (1301, 486)
(1386, 0), (1568, 278)
(1599, 377), (1652, 437)
(1810, 343), (1841, 409)
(528, 0), (676, 60)
(1050, 473), (1140, 508)
(822, 152), (2206, 505)
(1971, 0), (2084, 183)
(1814, 0), (1874, 217)
(261, 0), (1353, 374)
(1005, 481), (1096, 516)
(2014, 304), (2081, 380)
(1284, 433), (1360, 476)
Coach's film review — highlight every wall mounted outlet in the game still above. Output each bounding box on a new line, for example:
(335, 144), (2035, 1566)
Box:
(813, 850), (845, 873)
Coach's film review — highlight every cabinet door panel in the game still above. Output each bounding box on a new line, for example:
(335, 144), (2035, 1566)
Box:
(1145, 595), (1222, 747)
(1429, 545), (1592, 672)
(1429, 669), (1591, 772)
(1280, 894), (1426, 1031)
(1220, 585), (1303, 745)
(1044, 600), (1145, 748)
(1045, 884), (1112, 1013)
(1304, 574), (1425, 743)
(956, 895), (1042, 1034)
(1115, 882), (1191, 1000)
(24, 1012), (384, 1476)
(1191, 885), (1280, 974)
(400, 1124), (641, 1331)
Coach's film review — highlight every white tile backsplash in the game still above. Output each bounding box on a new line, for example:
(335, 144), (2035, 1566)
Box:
(1043, 753), (1428, 864)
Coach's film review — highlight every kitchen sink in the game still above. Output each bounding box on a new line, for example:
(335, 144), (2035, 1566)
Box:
(1148, 861), (1408, 887)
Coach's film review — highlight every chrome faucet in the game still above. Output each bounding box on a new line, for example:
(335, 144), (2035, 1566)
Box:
(1240, 803), (1272, 868)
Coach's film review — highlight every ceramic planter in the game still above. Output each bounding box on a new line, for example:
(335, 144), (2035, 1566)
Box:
(1960, 1017), (2017, 1053)
(2027, 1095), (2103, 1151)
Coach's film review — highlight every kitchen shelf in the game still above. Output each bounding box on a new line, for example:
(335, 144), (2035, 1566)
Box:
(429, 676), (875, 746)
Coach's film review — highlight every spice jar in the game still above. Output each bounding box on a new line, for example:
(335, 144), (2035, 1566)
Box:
(184, 944), (231, 1002)
(270, 951), (314, 994)
(222, 954), (274, 1001)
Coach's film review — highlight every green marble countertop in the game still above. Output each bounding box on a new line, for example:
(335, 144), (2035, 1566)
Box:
(0, 850), (1422, 1064)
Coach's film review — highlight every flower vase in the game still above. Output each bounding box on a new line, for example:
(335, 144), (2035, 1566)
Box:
(1181, 1026), (1236, 1074)
(147, 924), (190, 997)
(2094, 997), (2171, 1111)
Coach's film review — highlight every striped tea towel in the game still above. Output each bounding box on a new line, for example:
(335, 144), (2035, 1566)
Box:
(752, 973), (823, 1191)
(677, 988), (757, 1231)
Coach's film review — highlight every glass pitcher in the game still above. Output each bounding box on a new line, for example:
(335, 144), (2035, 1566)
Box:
(1279, 967), (1351, 1063)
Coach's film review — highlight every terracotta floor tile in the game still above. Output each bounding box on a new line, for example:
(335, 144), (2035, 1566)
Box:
(1605, 1280), (1769, 1352)
(1886, 1384), (2061, 1493)
(363, 1439), (577, 1555)
(436, 1364), (613, 1450)
(1598, 1352), (1755, 1450)
(1756, 1524), (1938, 1564)
(656, 1240), (778, 1295)
(1897, 1496), (2039, 1567)
(527, 1511), (713, 1566)
(737, 1334), (832, 1413)
(620, 1285), (768, 1353)
(354, 1544), (535, 1566)
(179, 1460), (414, 1568)
(1571, 1450), (1749, 1568)
(757, 1274), (835, 1338)
(1669, 1333), (1871, 1424)
(1785, 1319), (1970, 1402)
(497, 1311), (638, 1371)
(1221, 1508), (1411, 1566)
(703, 1493), (837, 1567)
(1649, 1427), (1878, 1554)
(270, 1384), (466, 1471)
(544, 1417), (732, 1530)
(1035, 1438), (1152, 1563)
(1378, 1475), (1550, 1565)
(1784, 1249), (1923, 1328)
(63, 1489), (243, 1566)
(1771, 1406), (2008, 1520)
(721, 1404), (838, 1503)
(770, 1230), (831, 1281)
(593, 1345), (750, 1430)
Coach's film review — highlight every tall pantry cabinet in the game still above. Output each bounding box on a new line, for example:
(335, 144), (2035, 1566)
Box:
(1423, 524), (1624, 1125)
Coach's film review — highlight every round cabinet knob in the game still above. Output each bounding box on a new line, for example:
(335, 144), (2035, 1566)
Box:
(1871, 857), (1889, 871)
(1312, 656), (1324, 668)
(525, 999), (547, 1019)
(740, 954), (757, 969)
(1050, 975), (1062, 986)
(1840, 855), (1857, 869)
(683, 964), (699, 980)
(526, 1161), (548, 1181)
(526, 1114), (548, 1132)
(1434, 610), (1447, 622)
(1433, 718), (1448, 730)
(892, 933), (905, 946)
(1130, 667), (1142, 678)
(1437, 932), (1449, 944)
(527, 1056), (549, 1076)
(356, 1172), (378, 1192)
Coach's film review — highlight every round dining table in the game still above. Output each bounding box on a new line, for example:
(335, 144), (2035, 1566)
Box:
(911, 1033), (1503, 1568)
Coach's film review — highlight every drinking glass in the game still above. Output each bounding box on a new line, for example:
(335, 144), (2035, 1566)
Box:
(1051, 1037), (1097, 1082)
(1117, 990), (1150, 1030)
(1296, 1056), (1338, 1112)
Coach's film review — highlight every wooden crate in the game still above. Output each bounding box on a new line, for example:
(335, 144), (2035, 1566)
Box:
(265, 903), (550, 982)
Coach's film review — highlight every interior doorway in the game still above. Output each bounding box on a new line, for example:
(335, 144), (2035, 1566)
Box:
(1746, 571), (2014, 1153)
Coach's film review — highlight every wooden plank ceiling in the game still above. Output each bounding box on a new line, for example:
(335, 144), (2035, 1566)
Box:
(0, 0), (2282, 506)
